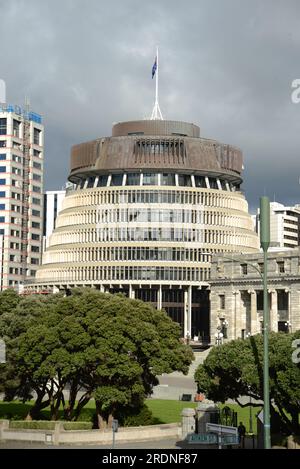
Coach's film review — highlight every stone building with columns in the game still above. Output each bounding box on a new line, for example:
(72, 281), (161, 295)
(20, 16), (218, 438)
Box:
(209, 248), (300, 342)
(25, 118), (258, 340)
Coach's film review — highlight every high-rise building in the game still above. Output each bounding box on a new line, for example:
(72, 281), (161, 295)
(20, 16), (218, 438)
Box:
(28, 119), (258, 339)
(255, 202), (300, 249)
(0, 98), (44, 291)
(43, 190), (66, 250)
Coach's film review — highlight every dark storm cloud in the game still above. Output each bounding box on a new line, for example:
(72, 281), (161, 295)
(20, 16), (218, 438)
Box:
(0, 0), (299, 211)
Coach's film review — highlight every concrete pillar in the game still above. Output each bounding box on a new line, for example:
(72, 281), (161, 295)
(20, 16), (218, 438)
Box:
(249, 289), (258, 335)
(195, 402), (219, 434)
(53, 422), (62, 446)
(285, 289), (291, 332)
(181, 407), (196, 440)
(233, 290), (241, 339)
(100, 285), (105, 293)
(269, 289), (278, 332)
(184, 286), (192, 339)
(290, 287), (300, 332)
(129, 284), (135, 299)
(157, 284), (162, 310)
(0, 419), (9, 441)
(188, 285), (192, 336)
(209, 290), (219, 342)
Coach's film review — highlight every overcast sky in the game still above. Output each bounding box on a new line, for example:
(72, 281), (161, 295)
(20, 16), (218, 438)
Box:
(1, 0), (300, 212)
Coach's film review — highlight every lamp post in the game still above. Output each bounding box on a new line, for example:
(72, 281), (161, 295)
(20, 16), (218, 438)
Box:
(215, 196), (271, 448)
(260, 196), (271, 450)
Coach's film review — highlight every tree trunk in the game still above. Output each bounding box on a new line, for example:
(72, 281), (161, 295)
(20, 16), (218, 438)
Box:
(95, 400), (106, 429)
(26, 390), (47, 420)
(63, 380), (79, 421)
(107, 413), (113, 429)
(291, 410), (300, 433)
(73, 393), (91, 421)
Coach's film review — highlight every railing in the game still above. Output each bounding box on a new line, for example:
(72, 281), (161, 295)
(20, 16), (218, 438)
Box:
(0, 104), (42, 124)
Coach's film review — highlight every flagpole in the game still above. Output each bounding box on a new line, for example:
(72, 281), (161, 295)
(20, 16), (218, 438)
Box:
(156, 45), (159, 109)
(151, 46), (163, 120)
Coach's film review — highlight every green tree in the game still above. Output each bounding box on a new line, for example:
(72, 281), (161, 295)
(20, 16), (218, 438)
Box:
(0, 289), (20, 315)
(194, 332), (300, 434)
(0, 292), (64, 408)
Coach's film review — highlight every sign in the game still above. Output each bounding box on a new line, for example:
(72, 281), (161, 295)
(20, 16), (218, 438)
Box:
(206, 423), (238, 436)
(187, 433), (218, 444)
(220, 434), (239, 445)
(112, 419), (118, 433)
(187, 433), (239, 446)
(257, 410), (264, 423)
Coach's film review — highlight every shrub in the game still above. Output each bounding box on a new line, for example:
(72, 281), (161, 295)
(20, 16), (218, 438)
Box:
(116, 404), (159, 427)
(9, 420), (55, 430)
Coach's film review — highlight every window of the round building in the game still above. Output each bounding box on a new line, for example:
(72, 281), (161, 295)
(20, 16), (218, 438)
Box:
(126, 173), (141, 185)
(75, 173), (240, 192)
(143, 173), (158, 185)
(178, 174), (192, 187)
(111, 174), (123, 186)
(97, 175), (109, 187)
(194, 176), (205, 187)
(162, 173), (176, 186)
(87, 177), (95, 188)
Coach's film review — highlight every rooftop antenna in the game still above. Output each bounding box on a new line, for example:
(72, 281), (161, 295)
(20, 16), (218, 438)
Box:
(150, 46), (163, 120)
(0, 79), (6, 104)
(24, 96), (30, 113)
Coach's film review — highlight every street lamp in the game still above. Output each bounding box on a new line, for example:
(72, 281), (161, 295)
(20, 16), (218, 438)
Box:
(284, 320), (292, 333)
(216, 196), (271, 449)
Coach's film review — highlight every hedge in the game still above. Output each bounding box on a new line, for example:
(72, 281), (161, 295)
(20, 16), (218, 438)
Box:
(9, 420), (56, 430)
(63, 422), (93, 431)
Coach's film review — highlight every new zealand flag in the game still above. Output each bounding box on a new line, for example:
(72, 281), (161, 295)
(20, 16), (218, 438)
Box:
(152, 57), (157, 78)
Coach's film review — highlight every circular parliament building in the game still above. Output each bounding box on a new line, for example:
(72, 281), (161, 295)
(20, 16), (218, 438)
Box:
(29, 119), (259, 341)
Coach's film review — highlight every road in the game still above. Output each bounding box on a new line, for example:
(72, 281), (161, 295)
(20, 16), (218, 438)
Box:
(0, 437), (196, 450)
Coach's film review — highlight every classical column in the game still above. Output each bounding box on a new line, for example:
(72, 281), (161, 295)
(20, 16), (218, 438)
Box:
(209, 290), (219, 342)
(285, 288), (291, 332)
(289, 288), (300, 332)
(157, 285), (162, 310)
(269, 289), (278, 332)
(248, 289), (258, 335)
(232, 290), (241, 339)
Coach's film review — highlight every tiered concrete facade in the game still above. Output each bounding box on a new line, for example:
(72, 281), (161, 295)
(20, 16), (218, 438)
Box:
(28, 119), (258, 339)
(210, 249), (300, 342)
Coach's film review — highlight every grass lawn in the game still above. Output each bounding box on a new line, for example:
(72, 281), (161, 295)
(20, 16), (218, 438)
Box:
(146, 400), (261, 434)
(0, 399), (261, 434)
(145, 399), (197, 424)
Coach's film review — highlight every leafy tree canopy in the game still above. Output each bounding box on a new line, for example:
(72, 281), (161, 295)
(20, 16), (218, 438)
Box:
(194, 332), (300, 434)
(1, 288), (193, 426)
